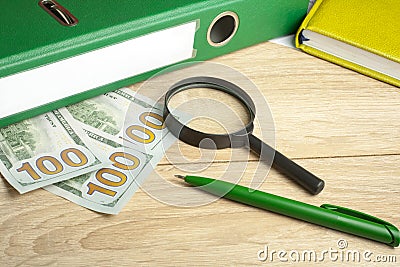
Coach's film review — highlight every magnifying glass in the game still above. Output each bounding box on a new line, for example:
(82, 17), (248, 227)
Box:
(163, 76), (325, 195)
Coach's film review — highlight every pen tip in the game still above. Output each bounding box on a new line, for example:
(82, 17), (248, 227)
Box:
(174, 175), (185, 179)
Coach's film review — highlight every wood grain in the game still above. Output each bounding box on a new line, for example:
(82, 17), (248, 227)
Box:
(1, 41), (399, 266)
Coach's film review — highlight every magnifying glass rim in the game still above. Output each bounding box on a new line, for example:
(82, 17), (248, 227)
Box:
(163, 76), (257, 149)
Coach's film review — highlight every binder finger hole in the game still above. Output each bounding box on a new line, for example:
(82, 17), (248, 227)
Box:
(208, 12), (239, 47)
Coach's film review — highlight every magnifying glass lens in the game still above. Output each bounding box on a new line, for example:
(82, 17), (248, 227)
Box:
(167, 87), (251, 135)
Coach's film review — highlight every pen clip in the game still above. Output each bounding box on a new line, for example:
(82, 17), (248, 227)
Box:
(321, 204), (396, 228)
(322, 204), (400, 247)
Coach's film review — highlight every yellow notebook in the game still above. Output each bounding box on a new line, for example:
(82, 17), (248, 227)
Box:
(296, 0), (400, 87)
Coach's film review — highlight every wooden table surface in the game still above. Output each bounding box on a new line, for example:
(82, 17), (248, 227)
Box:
(1, 41), (399, 266)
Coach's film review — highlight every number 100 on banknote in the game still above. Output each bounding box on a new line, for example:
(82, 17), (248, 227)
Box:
(0, 109), (107, 193)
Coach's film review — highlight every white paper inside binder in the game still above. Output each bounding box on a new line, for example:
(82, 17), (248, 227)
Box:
(0, 21), (197, 119)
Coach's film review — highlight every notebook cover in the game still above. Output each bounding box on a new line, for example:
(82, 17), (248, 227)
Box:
(296, 0), (400, 87)
(0, 0), (309, 127)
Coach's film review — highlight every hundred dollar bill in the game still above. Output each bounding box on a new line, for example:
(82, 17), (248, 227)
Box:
(66, 88), (159, 144)
(65, 88), (173, 156)
(0, 109), (107, 193)
(45, 91), (183, 214)
(45, 130), (157, 214)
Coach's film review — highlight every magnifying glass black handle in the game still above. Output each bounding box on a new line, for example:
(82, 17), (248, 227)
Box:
(248, 135), (325, 195)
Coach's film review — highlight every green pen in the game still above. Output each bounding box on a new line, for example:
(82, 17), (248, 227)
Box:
(175, 175), (400, 247)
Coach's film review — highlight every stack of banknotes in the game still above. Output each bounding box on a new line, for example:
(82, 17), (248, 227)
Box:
(0, 89), (176, 214)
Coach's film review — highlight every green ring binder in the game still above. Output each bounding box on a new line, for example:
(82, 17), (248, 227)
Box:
(0, 0), (309, 128)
